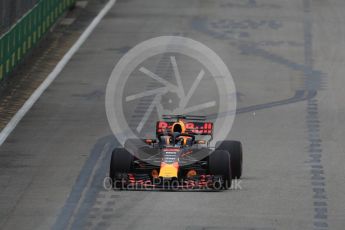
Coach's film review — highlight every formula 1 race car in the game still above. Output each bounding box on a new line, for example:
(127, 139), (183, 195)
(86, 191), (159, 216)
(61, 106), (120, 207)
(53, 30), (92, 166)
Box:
(109, 115), (243, 190)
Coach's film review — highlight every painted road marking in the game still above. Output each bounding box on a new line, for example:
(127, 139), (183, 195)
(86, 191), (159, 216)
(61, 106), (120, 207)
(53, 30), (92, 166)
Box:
(0, 0), (117, 146)
(76, 1), (89, 8)
(60, 18), (76, 26)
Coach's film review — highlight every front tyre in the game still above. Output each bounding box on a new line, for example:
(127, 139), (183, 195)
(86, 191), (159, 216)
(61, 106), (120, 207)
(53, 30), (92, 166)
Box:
(209, 150), (232, 189)
(109, 148), (133, 189)
(216, 140), (243, 179)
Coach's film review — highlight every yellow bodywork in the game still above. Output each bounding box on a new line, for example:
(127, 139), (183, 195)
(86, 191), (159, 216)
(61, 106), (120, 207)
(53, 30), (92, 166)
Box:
(159, 162), (179, 178)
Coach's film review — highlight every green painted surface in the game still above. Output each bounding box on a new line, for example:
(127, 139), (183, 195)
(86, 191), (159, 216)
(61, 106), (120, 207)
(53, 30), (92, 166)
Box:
(0, 0), (76, 81)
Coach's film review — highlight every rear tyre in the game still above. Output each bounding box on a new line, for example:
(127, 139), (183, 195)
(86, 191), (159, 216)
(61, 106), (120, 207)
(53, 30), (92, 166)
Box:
(109, 148), (133, 189)
(216, 140), (243, 179)
(209, 150), (232, 189)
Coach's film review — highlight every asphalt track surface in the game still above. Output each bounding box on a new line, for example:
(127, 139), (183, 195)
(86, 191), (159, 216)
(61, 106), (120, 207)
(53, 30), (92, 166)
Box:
(1, 0), (345, 229)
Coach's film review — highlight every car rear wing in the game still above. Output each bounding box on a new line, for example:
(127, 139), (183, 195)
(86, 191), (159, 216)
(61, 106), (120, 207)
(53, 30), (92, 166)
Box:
(156, 121), (213, 136)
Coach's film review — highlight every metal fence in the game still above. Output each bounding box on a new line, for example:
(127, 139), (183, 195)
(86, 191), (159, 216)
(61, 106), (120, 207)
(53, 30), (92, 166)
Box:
(0, 0), (76, 81)
(0, 0), (39, 35)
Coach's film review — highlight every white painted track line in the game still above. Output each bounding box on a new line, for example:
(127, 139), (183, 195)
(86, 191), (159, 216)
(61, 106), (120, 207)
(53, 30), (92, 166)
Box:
(0, 0), (117, 146)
